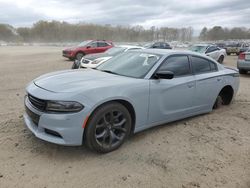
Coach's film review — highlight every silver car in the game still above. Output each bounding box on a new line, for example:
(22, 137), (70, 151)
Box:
(237, 49), (250, 74)
(189, 44), (226, 63)
(24, 49), (239, 153)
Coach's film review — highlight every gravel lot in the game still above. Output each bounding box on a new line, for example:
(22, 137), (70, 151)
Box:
(0, 46), (250, 188)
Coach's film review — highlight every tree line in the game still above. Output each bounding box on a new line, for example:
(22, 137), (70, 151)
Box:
(199, 26), (250, 41)
(0, 20), (193, 43)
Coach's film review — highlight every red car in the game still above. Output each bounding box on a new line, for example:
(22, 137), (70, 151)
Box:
(62, 40), (113, 60)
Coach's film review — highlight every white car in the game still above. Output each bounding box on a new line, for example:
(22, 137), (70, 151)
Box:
(80, 45), (144, 68)
(189, 44), (227, 63)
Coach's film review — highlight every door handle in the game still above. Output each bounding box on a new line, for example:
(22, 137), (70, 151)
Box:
(217, 78), (222, 81)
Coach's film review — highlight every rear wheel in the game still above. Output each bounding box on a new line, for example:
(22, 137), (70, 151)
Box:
(84, 102), (132, 153)
(213, 95), (223, 109)
(75, 52), (85, 60)
(218, 56), (224, 64)
(213, 86), (234, 109)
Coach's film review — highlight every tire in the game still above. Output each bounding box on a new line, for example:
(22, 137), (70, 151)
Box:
(239, 69), (247, 74)
(218, 56), (224, 64)
(226, 52), (231, 56)
(84, 102), (132, 153)
(213, 95), (223, 109)
(75, 52), (85, 60)
(71, 60), (80, 69)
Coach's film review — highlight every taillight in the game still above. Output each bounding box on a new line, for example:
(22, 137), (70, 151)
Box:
(239, 53), (245, 60)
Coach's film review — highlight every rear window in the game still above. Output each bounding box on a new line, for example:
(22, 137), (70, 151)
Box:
(191, 56), (217, 74)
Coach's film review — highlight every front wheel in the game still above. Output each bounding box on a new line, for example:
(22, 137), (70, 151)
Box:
(71, 60), (80, 69)
(84, 102), (132, 153)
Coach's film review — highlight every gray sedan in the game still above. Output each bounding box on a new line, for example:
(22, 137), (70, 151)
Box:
(237, 49), (250, 74)
(24, 49), (239, 153)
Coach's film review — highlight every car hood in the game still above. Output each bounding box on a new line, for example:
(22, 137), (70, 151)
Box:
(33, 69), (133, 93)
(84, 53), (110, 60)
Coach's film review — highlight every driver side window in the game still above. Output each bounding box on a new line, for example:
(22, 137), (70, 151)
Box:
(158, 55), (191, 77)
(206, 46), (217, 53)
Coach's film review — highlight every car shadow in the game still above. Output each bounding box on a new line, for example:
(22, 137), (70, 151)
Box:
(20, 113), (208, 160)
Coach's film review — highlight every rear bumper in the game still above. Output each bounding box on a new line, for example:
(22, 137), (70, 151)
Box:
(237, 60), (250, 70)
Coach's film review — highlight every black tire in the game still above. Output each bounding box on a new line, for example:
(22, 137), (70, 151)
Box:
(239, 69), (247, 74)
(218, 56), (224, 64)
(84, 102), (132, 153)
(75, 52), (85, 60)
(227, 52), (231, 56)
(213, 95), (223, 109)
(71, 60), (80, 69)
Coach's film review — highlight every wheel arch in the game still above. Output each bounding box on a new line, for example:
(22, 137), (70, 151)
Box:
(75, 50), (85, 57)
(218, 85), (234, 105)
(85, 98), (136, 135)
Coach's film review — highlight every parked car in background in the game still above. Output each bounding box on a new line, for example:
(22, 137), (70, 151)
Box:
(237, 49), (250, 74)
(72, 45), (144, 69)
(144, 42), (172, 49)
(189, 44), (226, 63)
(62, 40), (113, 60)
(225, 42), (249, 55)
(215, 42), (227, 49)
(24, 49), (239, 153)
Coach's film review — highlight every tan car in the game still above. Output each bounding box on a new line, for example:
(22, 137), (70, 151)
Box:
(226, 42), (249, 55)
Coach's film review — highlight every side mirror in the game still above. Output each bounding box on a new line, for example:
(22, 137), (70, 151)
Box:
(154, 70), (174, 79)
(86, 46), (91, 49)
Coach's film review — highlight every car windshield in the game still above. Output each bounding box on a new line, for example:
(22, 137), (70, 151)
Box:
(226, 42), (238, 47)
(189, 45), (207, 53)
(78, 40), (92, 47)
(143, 43), (153, 48)
(106, 47), (126, 56)
(97, 51), (162, 78)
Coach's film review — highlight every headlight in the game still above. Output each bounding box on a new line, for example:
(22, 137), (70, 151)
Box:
(46, 101), (84, 113)
(92, 59), (103, 64)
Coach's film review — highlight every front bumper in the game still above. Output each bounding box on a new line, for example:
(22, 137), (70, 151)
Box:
(23, 96), (86, 146)
(62, 51), (74, 58)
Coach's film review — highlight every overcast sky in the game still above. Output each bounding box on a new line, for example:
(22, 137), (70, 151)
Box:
(0, 0), (250, 32)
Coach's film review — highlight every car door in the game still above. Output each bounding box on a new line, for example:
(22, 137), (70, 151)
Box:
(148, 55), (196, 125)
(206, 46), (219, 60)
(85, 41), (98, 54)
(96, 42), (110, 53)
(190, 55), (223, 111)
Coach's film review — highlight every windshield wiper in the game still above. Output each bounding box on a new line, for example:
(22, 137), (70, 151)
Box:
(100, 70), (118, 75)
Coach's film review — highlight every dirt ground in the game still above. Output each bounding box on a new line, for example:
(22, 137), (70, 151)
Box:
(0, 46), (250, 188)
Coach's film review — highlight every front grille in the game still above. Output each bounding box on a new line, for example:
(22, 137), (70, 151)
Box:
(28, 94), (46, 111)
(25, 106), (40, 126)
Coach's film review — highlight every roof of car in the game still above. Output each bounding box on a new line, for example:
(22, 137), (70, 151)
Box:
(132, 48), (195, 56)
(116, 45), (144, 49)
(193, 43), (214, 47)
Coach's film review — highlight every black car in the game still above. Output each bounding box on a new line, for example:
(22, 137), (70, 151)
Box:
(144, 42), (172, 49)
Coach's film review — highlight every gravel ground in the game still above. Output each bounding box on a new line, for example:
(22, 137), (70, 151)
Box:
(0, 46), (249, 188)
